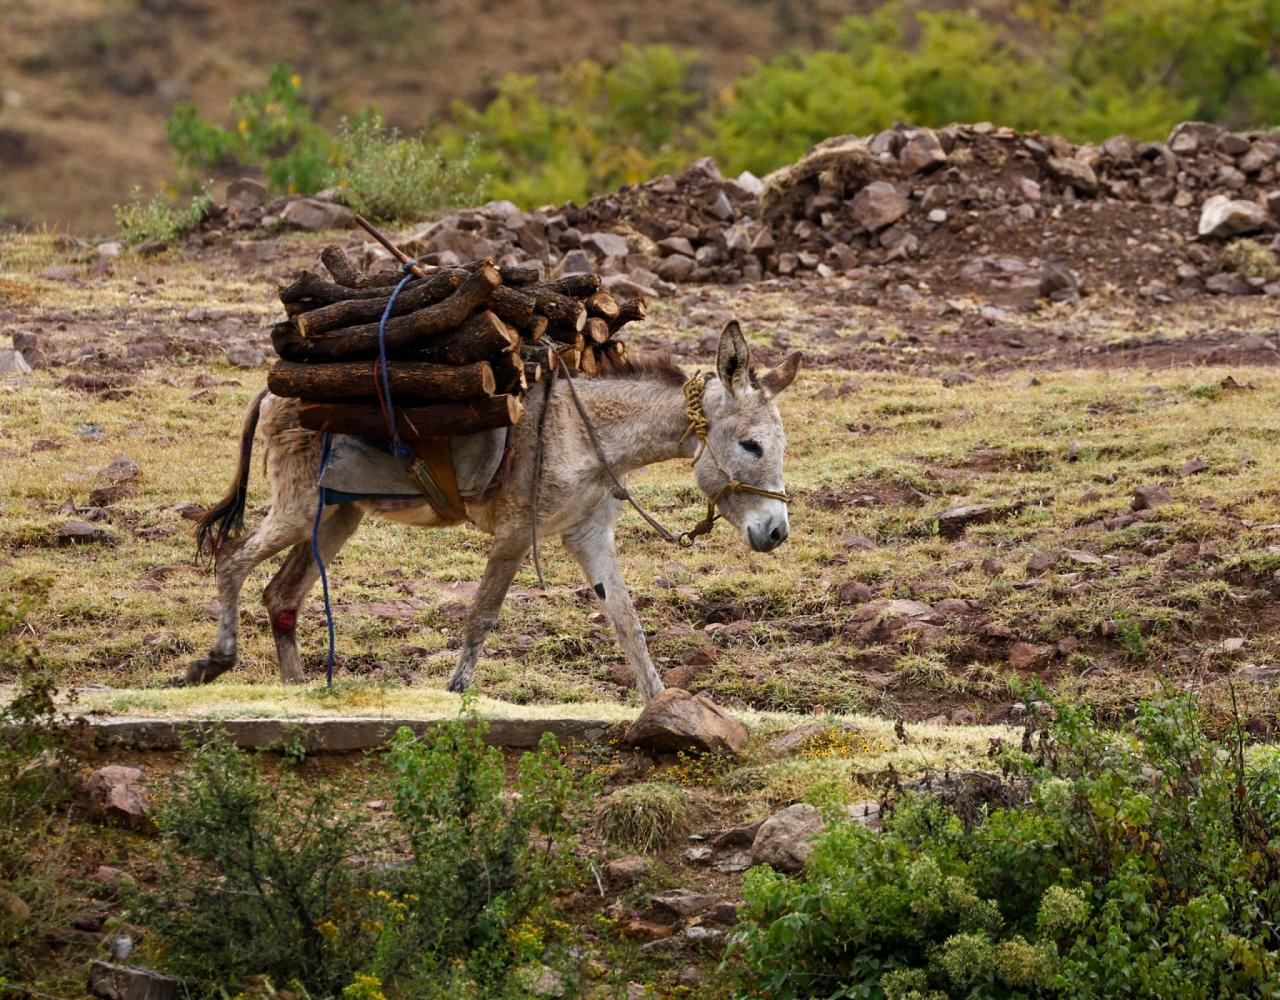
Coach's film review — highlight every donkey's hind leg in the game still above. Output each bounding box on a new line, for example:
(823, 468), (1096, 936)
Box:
(262, 504), (364, 684)
(183, 507), (314, 685)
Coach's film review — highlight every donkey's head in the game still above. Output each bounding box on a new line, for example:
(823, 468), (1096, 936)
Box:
(693, 321), (802, 553)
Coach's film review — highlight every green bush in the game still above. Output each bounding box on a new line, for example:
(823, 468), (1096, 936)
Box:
(730, 691), (1280, 998)
(435, 43), (701, 207)
(134, 708), (588, 997)
(0, 579), (80, 985)
(337, 114), (485, 221)
(114, 185), (211, 246)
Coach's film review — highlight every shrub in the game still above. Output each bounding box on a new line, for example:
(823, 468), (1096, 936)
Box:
(134, 707), (587, 997)
(336, 114), (485, 222)
(596, 781), (690, 852)
(114, 185), (211, 246)
(1223, 239), (1280, 279)
(730, 691), (1280, 998)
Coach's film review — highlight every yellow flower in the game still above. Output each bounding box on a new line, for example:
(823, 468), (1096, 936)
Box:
(237, 118), (250, 135)
(291, 74), (302, 88)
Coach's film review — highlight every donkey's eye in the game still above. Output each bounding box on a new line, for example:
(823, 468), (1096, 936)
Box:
(739, 439), (763, 458)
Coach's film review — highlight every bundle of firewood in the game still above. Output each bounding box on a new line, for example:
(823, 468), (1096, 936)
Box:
(266, 241), (645, 442)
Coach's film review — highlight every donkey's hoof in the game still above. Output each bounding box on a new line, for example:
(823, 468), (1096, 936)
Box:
(445, 676), (470, 694)
(185, 654), (234, 686)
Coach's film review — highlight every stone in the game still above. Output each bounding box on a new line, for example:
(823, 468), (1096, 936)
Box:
(226, 345), (266, 368)
(278, 197), (355, 231)
(0, 349), (32, 375)
(710, 190), (735, 221)
(1047, 157), (1098, 195)
(530, 966), (564, 997)
(1132, 484), (1173, 511)
(1266, 190), (1280, 219)
(556, 249), (593, 275)
(935, 503), (997, 538)
(849, 181), (909, 232)
(0, 887), (30, 926)
(836, 580), (873, 606)
(1198, 195), (1267, 238)
(981, 557), (1005, 577)
(84, 765), (151, 828)
(1168, 121), (1222, 154)
(649, 888), (715, 918)
(899, 128), (947, 173)
(735, 170), (764, 195)
(750, 803), (825, 872)
(1039, 261), (1079, 299)
(97, 241), (124, 258)
(602, 274), (659, 299)
(137, 238), (169, 257)
(226, 177), (268, 213)
(90, 456), (141, 506)
(656, 254), (696, 282)
(87, 961), (180, 1000)
(604, 856), (651, 884)
(581, 231), (630, 259)
(625, 689), (748, 755)
(845, 800), (883, 831)
(657, 236), (695, 258)
(1008, 641), (1054, 670)
(57, 520), (116, 546)
(1025, 550), (1057, 575)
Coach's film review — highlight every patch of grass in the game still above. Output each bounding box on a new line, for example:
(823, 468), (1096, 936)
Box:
(114, 185), (212, 246)
(596, 782), (690, 853)
(1223, 239), (1279, 280)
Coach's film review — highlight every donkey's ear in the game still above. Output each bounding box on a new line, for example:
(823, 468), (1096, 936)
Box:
(717, 320), (750, 396)
(761, 351), (803, 396)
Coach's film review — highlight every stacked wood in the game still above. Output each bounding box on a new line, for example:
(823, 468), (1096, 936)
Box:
(268, 225), (645, 442)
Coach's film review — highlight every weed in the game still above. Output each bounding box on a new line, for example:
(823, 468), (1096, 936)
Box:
(114, 185), (211, 246)
(1223, 239), (1279, 280)
(596, 782), (690, 853)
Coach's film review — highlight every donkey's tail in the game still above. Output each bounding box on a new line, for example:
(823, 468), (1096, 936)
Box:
(196, 388), (269, 559)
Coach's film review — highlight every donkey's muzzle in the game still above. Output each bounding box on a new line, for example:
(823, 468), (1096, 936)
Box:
(748, 518), (790, 552)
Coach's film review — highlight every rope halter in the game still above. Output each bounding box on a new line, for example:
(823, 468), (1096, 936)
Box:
(676, 371), (791, 546)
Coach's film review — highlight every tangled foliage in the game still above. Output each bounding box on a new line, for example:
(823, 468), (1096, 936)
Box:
(163, 3), (1280, 211)
(135, 708), (588, 998)
(164, 66), (481, 220)
(114, 185), (211, 246)
(730, 692), (1280, 998)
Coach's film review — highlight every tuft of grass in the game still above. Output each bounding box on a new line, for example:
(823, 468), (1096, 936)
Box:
(1222, 239), (1279, 280)
(596, 782), (690, 853)
(114, 186), (211, 246)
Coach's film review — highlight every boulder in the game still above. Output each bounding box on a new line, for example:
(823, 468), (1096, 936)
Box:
(84, 765), (151, 829)
(556, 249), (593, 275)
(56, 520), (116, 546)
(87, 961), (180, 1000)
(850, 181), (909, 232)
(899, 128), (947, 174)
(1199, 195), (1267, 238)
(278, 197), (355, 232)
(604, 856), (651, 884)
(90, 456), (141, 506)
(625, 689), (748, 755)
(750, 803), (825, 872)
(0, 349), (33, 375)
(1132, 483), (1173, 511)
(226, 177), (267, 214)
(581, 231), (630, 260)
(649, 888), (715, 918)
(656, 254), (696, 282)
(1008, 641), (1054, 670)
(225, 345), (266, 368)
(1046, 157), (1098, 195)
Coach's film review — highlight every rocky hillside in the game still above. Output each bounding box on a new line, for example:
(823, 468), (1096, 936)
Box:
(0, 0), (852, 232)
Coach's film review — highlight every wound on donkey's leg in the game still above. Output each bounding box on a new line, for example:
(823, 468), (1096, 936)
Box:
(272, 609), (297, 634)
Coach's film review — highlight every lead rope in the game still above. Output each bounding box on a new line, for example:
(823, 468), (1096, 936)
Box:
(312, 258), (420, 685)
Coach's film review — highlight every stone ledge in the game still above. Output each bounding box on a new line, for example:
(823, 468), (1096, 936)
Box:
(44, 715), (618, 752)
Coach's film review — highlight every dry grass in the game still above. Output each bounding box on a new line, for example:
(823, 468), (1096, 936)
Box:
(4, 229), (1280, 729)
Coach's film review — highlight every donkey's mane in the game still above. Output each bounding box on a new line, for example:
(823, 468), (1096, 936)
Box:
(594, 349), (688, 387)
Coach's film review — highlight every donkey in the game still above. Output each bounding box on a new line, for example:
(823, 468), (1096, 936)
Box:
(185, 321), (801, 700)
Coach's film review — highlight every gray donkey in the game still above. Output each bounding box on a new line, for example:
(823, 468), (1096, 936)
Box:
(186, 321), (801, 699)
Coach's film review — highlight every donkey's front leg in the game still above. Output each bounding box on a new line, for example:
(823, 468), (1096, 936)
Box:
(563, 514), (665, 701)
(446, 533), (531, 694)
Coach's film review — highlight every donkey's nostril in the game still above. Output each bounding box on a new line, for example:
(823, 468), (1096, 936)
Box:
(770, 525), (783, 542)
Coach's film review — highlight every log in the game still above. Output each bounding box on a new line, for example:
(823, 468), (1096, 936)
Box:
(295, 269), (467, 338)
(299, 395), (524, 439)
(528, 286), (587, 332)
(609, 296), (647, 334)
(546, 329), (585, 350)
(320, 245), (363, 288)
(488, 286), (537, 329)
(279, 271), (399, 306)
(272, 265), (500, 363)
(579, 345), (599, 377)
(584, 317), (611, 345)
(499, 262), (542, 285)
(267, 359), (496, 403)
(556, 347), (581, 373)
(524, 362), (543, 385)
(519, 342), (556, 367)
(489, 350), (527, 394)
(586, 290), (620, 321)
(541, 273), (601, 298)
(402, 311), (520, 366)
(525, 315), (549, 342)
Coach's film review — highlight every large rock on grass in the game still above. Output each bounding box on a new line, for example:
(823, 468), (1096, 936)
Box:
(750, 803), (825, 872)
(625, 689), (747, 755)
(84, 765), (151, 829)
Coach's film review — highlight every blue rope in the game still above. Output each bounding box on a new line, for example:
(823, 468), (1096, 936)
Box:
(311, 430), (336, 685)
(310, 259), (419, 685)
